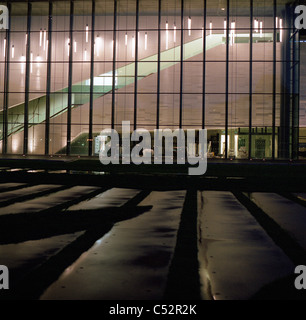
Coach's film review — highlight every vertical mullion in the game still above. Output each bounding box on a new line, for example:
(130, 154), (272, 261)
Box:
(156, 0), (161, 130)
(111, 0), (117, 130)
(111, 0), (117, 129)
(24, 2), (32, 155)
(292, 9), (299, 160)
(272, 0), (277, 159)
(296, 29), (300, 160)
(225, 0), (229, 159)
(249, 0), (253, 160)
(45, 1), (52, 155)
(291, 26), (295, 159)
(3, 2), (11, 155)
(202, 0), (206, 129)
(66, 1), (74, 156)
(89, 0), (95, 156)
(179, 0), (184, 129)
(134, 0), (139, 131)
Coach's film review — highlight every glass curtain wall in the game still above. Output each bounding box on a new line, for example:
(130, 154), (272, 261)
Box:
(0, 0), (300, 159)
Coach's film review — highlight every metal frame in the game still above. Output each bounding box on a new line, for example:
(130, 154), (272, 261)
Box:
(225, 0), (229, 159)
(88, 0), (95, 156)
(134, 0), (139, 131)
(24, 2), (32, 155)
(249, 0), (253, 159)
(66, 0), (74, 155)
(179, 0), (184, 129)
(202, 0), (206, 130)
(45, 0), (53, 155)
(0, 0), (300, 161)
(2, 2), (11, 155)
(111, 0), (117, 129)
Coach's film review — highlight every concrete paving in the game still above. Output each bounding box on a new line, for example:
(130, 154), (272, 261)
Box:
(248, 193), (306, 250)
(1, 182), (306, 300)
(40, 191), (186, 300)
(0, 232), (84, 287)
(197, 191), (295, 300)
(0, 184), (62, 204)
(67, 188), (141, 211)
(0, 183), (27, 191)
(0, 186), (101, 216)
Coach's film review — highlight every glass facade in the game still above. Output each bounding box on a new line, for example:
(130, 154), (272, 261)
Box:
(0, 0), (301, 159)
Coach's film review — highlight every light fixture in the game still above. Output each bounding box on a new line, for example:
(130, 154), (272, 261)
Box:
(74, 40), (77, 53)
(166, 21), (169, 49)
(11, 45), (14, 58)
(125, 32), (128, 46)
(25, 33), (28, 46)
(67, 38), (70, 56)
(132, 35), (135, 58)
(280, 18), (283, 42)
(95, 35), (101, 56)
(36, 54), (41, 67)
(46, 40), (48, 59)
(188, 17), (192, 36)
(254, 18), (259, 32)
(224, 18), (227, 37)
(145, 32), (147, 50)
(12, 139), (19, 152)
(20, 54), (26, 74)
(174, 24), (176, 43)
(29, 140), (34, 153)
(30, 51), (33, 73)
(39, 28), (42, 47)
(84, 48), (87, 60)
(276, 17), (278, 28)
(86, 24), (89, 43)
(43, 28), (46, 51)
(202, 26), (204, 39)
(230, 21), (235, 46)
(210, 21), (212, 36)
(3, 38), (6, 57)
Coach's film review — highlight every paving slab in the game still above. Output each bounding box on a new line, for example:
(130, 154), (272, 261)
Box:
(67, 188), (141, 211)
(198, 191), (294, 300)
(0, 232), (84, 291)
(0, 183), (27, 191)
(248, 192), (306, 250)
(0, 186), (101, 216)
(0, 184), (62, 204)
(40, 190), (186, 300)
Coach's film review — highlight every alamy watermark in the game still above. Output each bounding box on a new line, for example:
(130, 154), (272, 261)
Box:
(295, 265), (306, 290)
(0, 5), (9, 30)
(97, 121), (207, 176)
(295, 5), (306, 30)
(0, 265), (9, 290)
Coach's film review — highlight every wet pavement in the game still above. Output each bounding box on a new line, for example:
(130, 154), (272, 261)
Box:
(0, 184), (63, 206)
(247, 193), (306, 250)
(198, 191), (294, 300)
(0, 181), (306, 300)
(0, 186), (101, 216)
(0, 232), (84, 288)
(67, 188), (141, 211)
(40, 191), (186, 300)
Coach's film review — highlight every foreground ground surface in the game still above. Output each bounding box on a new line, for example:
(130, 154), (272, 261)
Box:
(0, 159), (306, 300)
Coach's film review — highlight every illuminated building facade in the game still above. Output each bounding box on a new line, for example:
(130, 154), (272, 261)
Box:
(0, 0), (302, 160)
